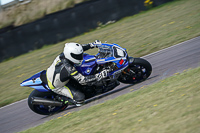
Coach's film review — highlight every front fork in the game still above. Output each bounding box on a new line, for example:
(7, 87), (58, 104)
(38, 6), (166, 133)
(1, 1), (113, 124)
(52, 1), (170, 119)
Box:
(122, 67), (136, 80)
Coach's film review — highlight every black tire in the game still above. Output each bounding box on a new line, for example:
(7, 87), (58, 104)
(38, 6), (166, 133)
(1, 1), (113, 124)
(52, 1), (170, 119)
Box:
(118, 58), (152, 84)
(28, 90), (67, 115)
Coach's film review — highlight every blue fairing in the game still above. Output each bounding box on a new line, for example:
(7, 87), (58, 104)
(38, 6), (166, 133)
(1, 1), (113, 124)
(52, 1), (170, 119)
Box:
(76, 54), (97, 75)
(20, 71), (50, 92)
(75, 43), (129, 76)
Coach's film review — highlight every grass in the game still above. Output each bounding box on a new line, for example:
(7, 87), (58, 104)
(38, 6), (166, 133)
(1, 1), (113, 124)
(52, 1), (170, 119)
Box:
(0, 0), (200, 107)
(20, 66), (200, 133)
(0, 0), (88, 28)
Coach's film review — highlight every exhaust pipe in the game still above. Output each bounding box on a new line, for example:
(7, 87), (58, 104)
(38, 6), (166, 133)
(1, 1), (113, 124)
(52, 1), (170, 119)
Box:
(31, 97), (63, 106)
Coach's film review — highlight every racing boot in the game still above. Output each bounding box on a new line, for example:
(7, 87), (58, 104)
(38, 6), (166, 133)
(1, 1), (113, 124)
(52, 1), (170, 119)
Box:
(56, 95), (84, 106)
(56, 96), (69, 105)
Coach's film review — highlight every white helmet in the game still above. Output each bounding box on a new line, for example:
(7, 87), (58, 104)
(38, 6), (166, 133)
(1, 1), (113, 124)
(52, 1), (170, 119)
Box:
(63, 42), (84, 66)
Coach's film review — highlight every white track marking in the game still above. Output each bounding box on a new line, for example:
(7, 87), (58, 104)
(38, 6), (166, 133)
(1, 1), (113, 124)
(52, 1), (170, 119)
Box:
(0, 98), (27, 110)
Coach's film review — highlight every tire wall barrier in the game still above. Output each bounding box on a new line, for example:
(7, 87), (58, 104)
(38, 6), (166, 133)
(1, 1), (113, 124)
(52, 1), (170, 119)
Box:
(0, 0), (173, 62)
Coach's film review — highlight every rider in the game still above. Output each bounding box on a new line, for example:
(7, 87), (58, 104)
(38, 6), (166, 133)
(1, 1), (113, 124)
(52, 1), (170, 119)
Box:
(46, 40), (109, 106)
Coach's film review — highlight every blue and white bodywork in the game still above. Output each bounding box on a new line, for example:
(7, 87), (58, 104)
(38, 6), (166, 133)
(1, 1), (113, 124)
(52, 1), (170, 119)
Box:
(20, 71), (50, 92)
(76, 43), (129, 76)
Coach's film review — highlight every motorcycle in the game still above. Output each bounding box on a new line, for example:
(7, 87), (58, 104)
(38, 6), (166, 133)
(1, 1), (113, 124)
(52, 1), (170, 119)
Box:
(21, 42), (152, 115)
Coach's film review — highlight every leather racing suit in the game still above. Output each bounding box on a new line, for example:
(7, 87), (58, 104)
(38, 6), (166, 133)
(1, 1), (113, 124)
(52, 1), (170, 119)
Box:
(46, 44), (99, 105)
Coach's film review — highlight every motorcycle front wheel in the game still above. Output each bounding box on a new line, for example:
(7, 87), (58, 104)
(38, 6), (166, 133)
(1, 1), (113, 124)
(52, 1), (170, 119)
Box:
(118, 58), (152, 84)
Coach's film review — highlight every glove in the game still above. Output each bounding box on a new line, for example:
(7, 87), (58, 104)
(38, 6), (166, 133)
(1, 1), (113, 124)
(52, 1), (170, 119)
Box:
(95, 69), (109, 81)
(94, 40), (101, 44)
(89, 40), (101, 48)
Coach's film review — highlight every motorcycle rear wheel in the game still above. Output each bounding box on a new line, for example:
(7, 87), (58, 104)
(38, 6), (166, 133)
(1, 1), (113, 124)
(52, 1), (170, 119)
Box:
(118, 58), (152, 84)
(28, 90), (67, 115)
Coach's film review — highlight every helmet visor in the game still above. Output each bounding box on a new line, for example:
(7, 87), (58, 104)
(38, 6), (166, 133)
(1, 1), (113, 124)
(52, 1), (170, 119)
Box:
(70, 53), (83, 61)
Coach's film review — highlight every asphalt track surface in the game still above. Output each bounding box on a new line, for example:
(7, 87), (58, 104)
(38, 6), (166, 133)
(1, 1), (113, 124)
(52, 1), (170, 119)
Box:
(0, 37), (200, 133)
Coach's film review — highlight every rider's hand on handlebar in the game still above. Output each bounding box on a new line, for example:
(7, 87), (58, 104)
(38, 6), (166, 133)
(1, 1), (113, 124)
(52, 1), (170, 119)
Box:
(89, 40), (101, 48)
(95, 69), (109, 81)
(94, 40), (101, 44)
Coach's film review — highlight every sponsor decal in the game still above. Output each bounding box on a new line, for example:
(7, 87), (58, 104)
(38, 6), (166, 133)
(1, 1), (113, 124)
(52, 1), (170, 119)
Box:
(119, 59), (124, 65)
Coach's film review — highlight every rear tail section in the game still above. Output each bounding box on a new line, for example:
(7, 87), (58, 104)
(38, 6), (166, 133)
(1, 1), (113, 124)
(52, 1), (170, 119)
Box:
(20, 70), (50, 92)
